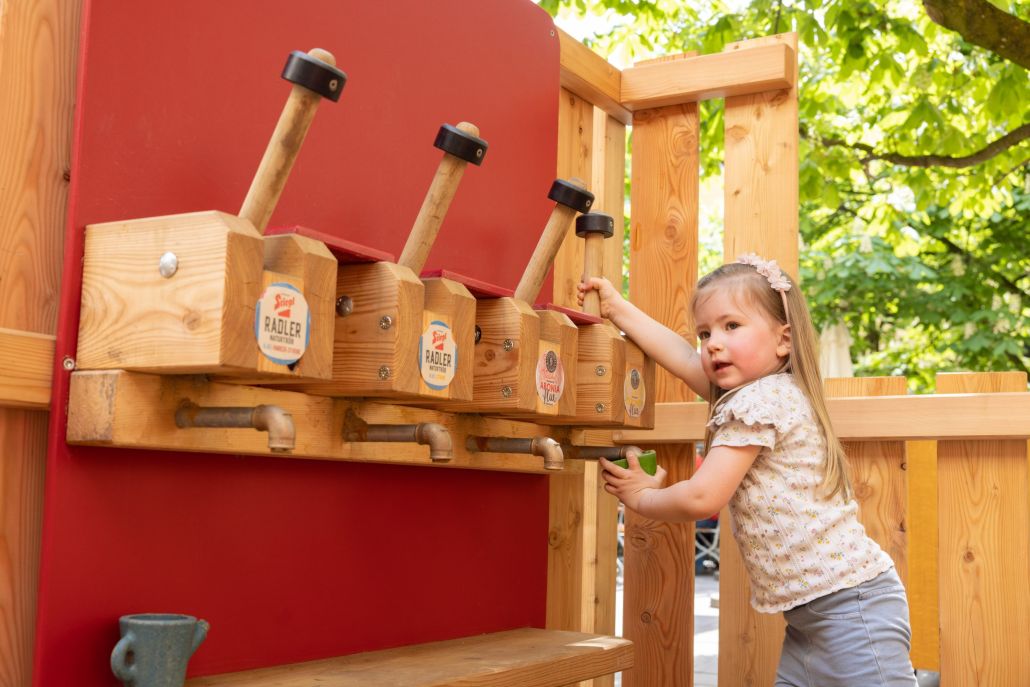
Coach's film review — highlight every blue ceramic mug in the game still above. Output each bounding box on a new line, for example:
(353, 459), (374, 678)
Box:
(111, 613), (209, 687)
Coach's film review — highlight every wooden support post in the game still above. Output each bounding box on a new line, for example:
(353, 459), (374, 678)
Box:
(718, 32), (798, 687)
(624, 49), (701, 687)
(825, 377), (908, 579)
(936, 371), (1030, 686)
(0, 0), (81, 683)
(906, 439), (939, 672)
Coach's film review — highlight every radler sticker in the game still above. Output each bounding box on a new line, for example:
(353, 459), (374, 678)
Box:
(254, 282), (310, 366)
(419, 318), (457, 390)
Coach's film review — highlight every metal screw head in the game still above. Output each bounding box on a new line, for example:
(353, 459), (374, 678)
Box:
(501, 385), (512, 398)
(378, 365), (391, 380)
(595, 402), (606, 413)
(379, 315), (393, 330)
(502, 338), (514, 352)
(62, 356), (76, 371)
(336, 295), (353, 317)
(595, 365), (607, 376)
(474, 325), (482, 344)
(158, 251), (178, 278)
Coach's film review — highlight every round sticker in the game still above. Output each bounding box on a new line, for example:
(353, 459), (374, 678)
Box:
(419, 320), (457, 390)
(535, 345), (565, 406)
(624, 366), (645, 418)
(254, 283), (310, 366)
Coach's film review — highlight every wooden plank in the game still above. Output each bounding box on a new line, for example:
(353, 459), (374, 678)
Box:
(592, 109), (626, 292)
(937, 372), (1030, 687)
(0, 328), (55, 410)
(614, 393), (1030, 444)
(557, 28), (630, 125)
(620, 43), (794, 111)
(65, 370), (584, 476)
(722, 33), (799, 273)
(187, 628), (633, 687)
(824, 377), (908, 582)
(623, 50), (700, 687)
(906, 440), (940, 672)
(547, 470), (595, 633)
(0, 0), (81, 683)
(553, 87), (594, 309)
(719, 33), (799, 687)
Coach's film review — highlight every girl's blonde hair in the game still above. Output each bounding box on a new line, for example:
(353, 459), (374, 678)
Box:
(692, 262), (853, 502)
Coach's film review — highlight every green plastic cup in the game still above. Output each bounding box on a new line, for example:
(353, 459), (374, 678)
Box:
(610, 449), (658, 476)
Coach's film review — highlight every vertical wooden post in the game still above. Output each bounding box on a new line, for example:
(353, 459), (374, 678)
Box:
(936, 371), (1030, 686)
(624, 52), (700, 686)
(718, 32), (798, 687)
(0, 1), (82, 685)
(824, 377), (908, 579)
(906, 439), (939, 672)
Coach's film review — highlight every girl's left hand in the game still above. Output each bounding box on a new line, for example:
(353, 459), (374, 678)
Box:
(600, 452), (667, 512)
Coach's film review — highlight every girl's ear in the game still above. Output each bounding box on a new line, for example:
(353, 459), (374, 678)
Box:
(776, 324), (792, 358)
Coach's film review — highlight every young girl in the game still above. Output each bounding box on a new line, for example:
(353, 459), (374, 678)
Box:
(579, 254), (917, 687)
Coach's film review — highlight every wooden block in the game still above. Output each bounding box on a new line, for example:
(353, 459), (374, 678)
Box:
(186, 628), (632, 687)
(76, 210), (265, 373)
(261, 233), (337, 381)
(419, 276), (476, 402)
(503, 309), (578, 419)
(439, 297), (540, 414)
(65, 370), (584, 475)
(937, 371), (1030, 686)
(0, 327), (54, 410)
(292, 261), (424, 398)
(621, 42), (794, 110)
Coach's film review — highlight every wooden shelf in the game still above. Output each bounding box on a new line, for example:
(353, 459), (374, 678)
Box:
(186, 628), (632, 686)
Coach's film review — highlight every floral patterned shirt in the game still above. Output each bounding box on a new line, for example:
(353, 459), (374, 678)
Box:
(708, 373), (893, 613)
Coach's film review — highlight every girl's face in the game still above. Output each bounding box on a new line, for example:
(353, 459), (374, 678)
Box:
(694, 288), (790, 390)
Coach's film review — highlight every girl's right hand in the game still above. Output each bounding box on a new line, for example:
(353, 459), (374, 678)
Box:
(576, 276), (623, 319)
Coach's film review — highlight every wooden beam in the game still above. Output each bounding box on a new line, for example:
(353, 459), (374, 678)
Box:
(186, 628), (633, 687)
(66, 370), (584, 475)
(613, 392), (1030, 444)
(557, 28), (630, 125)
(620, 43), (794, 110)
(0, 327), (55, 410)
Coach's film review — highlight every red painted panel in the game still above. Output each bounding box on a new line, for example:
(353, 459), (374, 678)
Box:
(37, 1), (559, 683)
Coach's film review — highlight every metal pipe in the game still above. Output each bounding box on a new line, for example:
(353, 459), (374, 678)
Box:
(175, 403), (296, 453)
(342, 412), (453, 462)
(563, 445), (643, 461)
(465, 435), (564, 471)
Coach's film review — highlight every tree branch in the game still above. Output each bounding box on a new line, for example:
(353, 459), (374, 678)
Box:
(813, 122), (1030, 168)
(923, 0), (1030, 71)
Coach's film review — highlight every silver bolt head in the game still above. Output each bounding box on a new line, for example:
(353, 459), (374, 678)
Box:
(158, 251), (178, 278)
(501, 385), (512, 398)
(379, 315), (393, 330)
(378, 365), (391, 380)
(336, 295), (354, 317)
(595, 365), (607, 376)
(502, 338), (514, 352)
(62, 356), (76, 371)
(595, 402), (606, 413)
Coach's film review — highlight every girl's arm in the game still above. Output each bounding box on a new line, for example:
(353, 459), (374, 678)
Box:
(578, 277), (710, 399)
(601, 444), (760, 521)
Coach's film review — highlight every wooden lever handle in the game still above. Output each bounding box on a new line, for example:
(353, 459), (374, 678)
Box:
(581, 233), (604, 316)
(513, 203), (578, 304)
(239, 48), (338, 235)
(398, 121), (480, 273)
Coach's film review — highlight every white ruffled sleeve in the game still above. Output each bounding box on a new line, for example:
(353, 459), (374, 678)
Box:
(707, 375), (797, 450)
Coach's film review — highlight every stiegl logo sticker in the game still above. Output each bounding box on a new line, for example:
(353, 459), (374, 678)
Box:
(419, 319), (457, 390)
(624, 366), (645, 418)
(535, 344), (565, 406)
(255, 283), (310, 366)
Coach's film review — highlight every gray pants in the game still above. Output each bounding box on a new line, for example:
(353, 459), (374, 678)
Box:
(775, 567), (918, 687)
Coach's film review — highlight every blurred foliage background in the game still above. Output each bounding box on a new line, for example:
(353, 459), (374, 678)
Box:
(539, 0), (1029, 391)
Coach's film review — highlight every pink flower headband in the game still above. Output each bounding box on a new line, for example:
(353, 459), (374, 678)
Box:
(737, 253), (790, 313)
